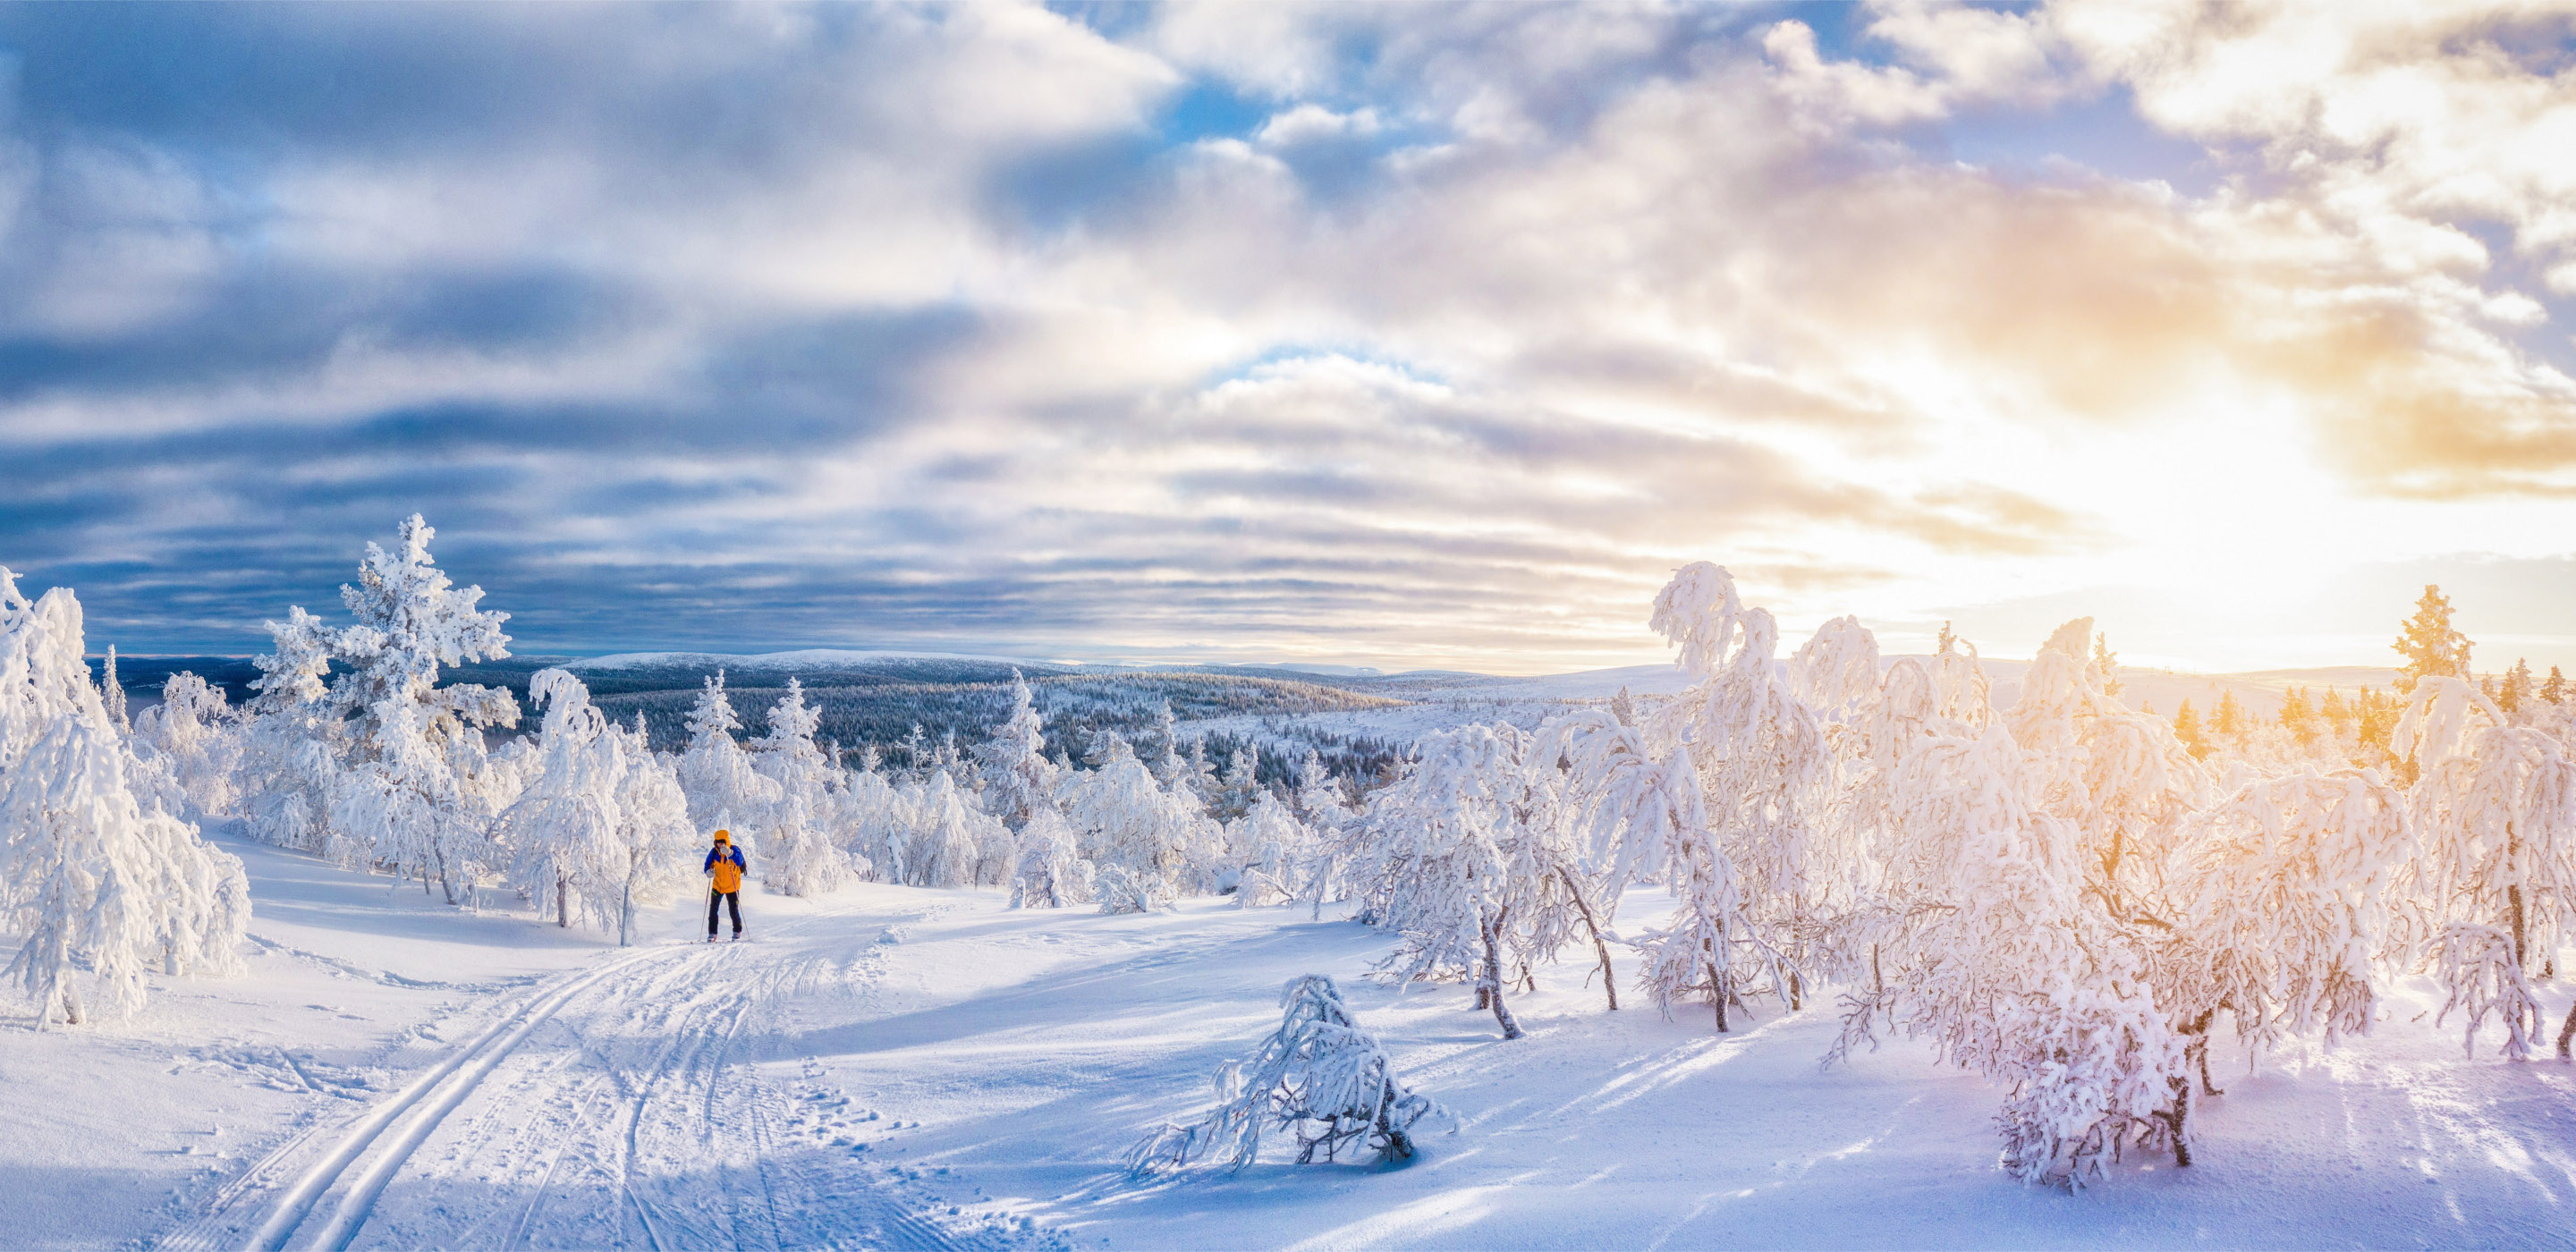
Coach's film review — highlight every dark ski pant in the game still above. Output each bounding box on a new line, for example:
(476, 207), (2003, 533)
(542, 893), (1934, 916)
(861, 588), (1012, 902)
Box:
(708, 889), (741, 936)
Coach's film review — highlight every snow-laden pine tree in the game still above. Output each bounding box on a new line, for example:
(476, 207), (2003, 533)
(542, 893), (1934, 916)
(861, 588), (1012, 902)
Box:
(0, 572), (250, 1027)
(974, 671), (1057, 831)
(674, 672), (777, 860)
(2389, 676), (2576, 1058)
(754, 679), (856, 897)
(1126, 975), (1448, 1173)
(497, 670), (698, 942)
(236, 606), (343, 852)
(261, 516), (524, 903)
(99, 645), (129, 732)
(1287, 750), (1356, 915)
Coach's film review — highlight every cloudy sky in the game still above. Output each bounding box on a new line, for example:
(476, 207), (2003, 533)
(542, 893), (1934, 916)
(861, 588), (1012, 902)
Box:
(4, 2), (2573, 674)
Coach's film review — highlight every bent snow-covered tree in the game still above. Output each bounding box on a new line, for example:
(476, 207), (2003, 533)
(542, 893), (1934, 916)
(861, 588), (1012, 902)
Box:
(0, 572), (249, 1027)
(1126, 974), (1448, 1174)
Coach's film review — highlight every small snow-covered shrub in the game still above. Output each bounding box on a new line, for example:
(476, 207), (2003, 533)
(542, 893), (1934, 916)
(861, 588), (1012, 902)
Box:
(1095, 863), (1170, 915)
(1126, 974), (1448, 1174)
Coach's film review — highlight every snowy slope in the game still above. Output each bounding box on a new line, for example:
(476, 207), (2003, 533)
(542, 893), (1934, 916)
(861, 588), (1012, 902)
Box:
(16, 835), (2572, 1251)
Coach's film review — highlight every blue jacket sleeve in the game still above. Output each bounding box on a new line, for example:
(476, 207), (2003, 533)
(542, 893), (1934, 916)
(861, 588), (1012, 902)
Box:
(704, 848), (718, 872)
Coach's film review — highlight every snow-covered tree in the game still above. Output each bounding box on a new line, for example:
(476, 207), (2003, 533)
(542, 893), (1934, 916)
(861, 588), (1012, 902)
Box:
(1064, 733), (1218, 896)
(1789, 614), (1880, 719)
(894, 769), (996, 889)
(497, 670), (696, 943)
(1631, 563), (1829, 1028)
(245, 516), (522, 903)
(2390, 677), (2576, 1058)
(1287, 750), (1357, 916)
(0, 572), (249, 1027)
(2157, 768), (2410, 1073)
(1351, 723), (1571, 1039)
(674, 672), (776, 860)
(1094, 862), (1171, 914)
(754, 679), (856, 897)
(99, 645), (129, 732)
(133, 672), (242, 817)
(1227, 791), (1311, 908)
(1829, 719), (2192, 1189)
(1126, 975), (1448, 1174)
(1212, 744), (1263, 824)
(235, 606), (342, 853)
(1007, 808), (1089, 908)
(974, 671), (1056, 830)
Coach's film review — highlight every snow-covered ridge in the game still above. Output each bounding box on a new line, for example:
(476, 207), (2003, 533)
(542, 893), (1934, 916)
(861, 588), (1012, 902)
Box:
(568, 648), (1034, 672)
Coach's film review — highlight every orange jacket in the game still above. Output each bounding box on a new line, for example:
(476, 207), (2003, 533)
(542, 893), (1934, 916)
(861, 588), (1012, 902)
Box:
(704, 841), (746, 893)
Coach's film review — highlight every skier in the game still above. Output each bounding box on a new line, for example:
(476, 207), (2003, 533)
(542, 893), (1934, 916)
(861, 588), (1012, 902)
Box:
(705, 829), (748, 941)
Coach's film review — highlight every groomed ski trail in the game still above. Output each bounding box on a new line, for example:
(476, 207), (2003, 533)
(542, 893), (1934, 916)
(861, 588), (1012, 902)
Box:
(158, 903), (1037, 1252)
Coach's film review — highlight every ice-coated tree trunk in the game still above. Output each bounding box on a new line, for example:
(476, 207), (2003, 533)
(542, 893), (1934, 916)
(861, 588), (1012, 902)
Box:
(556, 876), (569, 928)
(2558, 998), (2576, 1061)
(1479, 907), (1523, 1040)
(1557, 867), (1618, 1011)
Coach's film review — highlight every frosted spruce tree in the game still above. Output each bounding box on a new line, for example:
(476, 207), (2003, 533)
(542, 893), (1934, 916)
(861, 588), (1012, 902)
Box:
(0, 571), (249, 1027)
(260, 516), (522, 903)
(974, 671), (1057, 831)
(754, 679), (858, 896)
(236, 605), (343, 852)
(674, 672), (777, 860)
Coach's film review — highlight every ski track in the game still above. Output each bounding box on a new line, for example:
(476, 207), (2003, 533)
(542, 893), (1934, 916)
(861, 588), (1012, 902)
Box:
(153, 901), (1033, 1252)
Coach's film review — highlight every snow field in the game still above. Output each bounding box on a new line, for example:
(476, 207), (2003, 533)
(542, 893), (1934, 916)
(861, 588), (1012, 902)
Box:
(6, 824), (2574, 1251)
(794, 888), (2576, 1251)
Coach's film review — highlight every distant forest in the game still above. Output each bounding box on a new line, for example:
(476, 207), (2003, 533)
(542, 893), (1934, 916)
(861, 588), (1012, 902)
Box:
(90, 652), (1421, 789)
